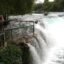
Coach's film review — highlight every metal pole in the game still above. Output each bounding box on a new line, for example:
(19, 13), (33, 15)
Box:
(2, 22), (5, 46)
(33, 22), (35, 36)
(10, 23), (13, 41)
(11, 29), (12, 41)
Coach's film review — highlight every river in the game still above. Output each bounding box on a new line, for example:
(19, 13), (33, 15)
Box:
(7, 12), (64, 64)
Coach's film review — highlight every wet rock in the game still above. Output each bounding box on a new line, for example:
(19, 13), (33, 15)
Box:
(18, 43), (31, 64)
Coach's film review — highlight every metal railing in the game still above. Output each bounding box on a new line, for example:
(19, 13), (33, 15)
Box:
(0, 19), (36, 45)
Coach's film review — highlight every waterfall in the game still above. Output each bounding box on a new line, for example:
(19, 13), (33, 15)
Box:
(26, 18), (55, 64)
(42, 15), (64, 64)
(27, 43), (41, 64)
(25, 13), (64, 64)
(9, 13), (64, 64)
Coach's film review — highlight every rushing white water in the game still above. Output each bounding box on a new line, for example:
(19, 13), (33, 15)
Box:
(26, 14), (56, 64)
(27, 13), (64, 64)
(9, 12), (64, 64)
(43, 14), (64, 64)
(27, 43), (41, 64)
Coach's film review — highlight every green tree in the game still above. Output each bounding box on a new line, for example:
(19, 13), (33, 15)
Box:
(0, 0), (35, 15)
(54, 0), (64, 11)
(34, 3), (43, 13)
(43, 0), (51, 12)
(14, 0), (34, 15)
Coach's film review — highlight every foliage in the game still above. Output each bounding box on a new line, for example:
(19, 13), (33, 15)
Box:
(34, 3), (43, 13)
(34, 0), (64, 12)
(42, 0), (54, 12)
(33, 0), (54, 12)
(0, 0), (35, 15)
(42, 0), (64, 12)
(0, 43), (22, 64)
(53, 0), (64, 11)
(0, 43), (32, 64)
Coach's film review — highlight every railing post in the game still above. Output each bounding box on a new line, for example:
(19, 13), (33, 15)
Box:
(3, 23), (5, 46)
(33, 22), (35, 36)
(11, 29), (13, 41)
(10, 23), (13, 41)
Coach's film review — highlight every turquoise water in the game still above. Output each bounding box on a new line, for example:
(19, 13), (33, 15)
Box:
(42, 13), (64, 64)
(44, 16), (64, 24)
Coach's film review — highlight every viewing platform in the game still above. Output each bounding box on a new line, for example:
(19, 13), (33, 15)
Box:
(0, 19), (38, 46)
